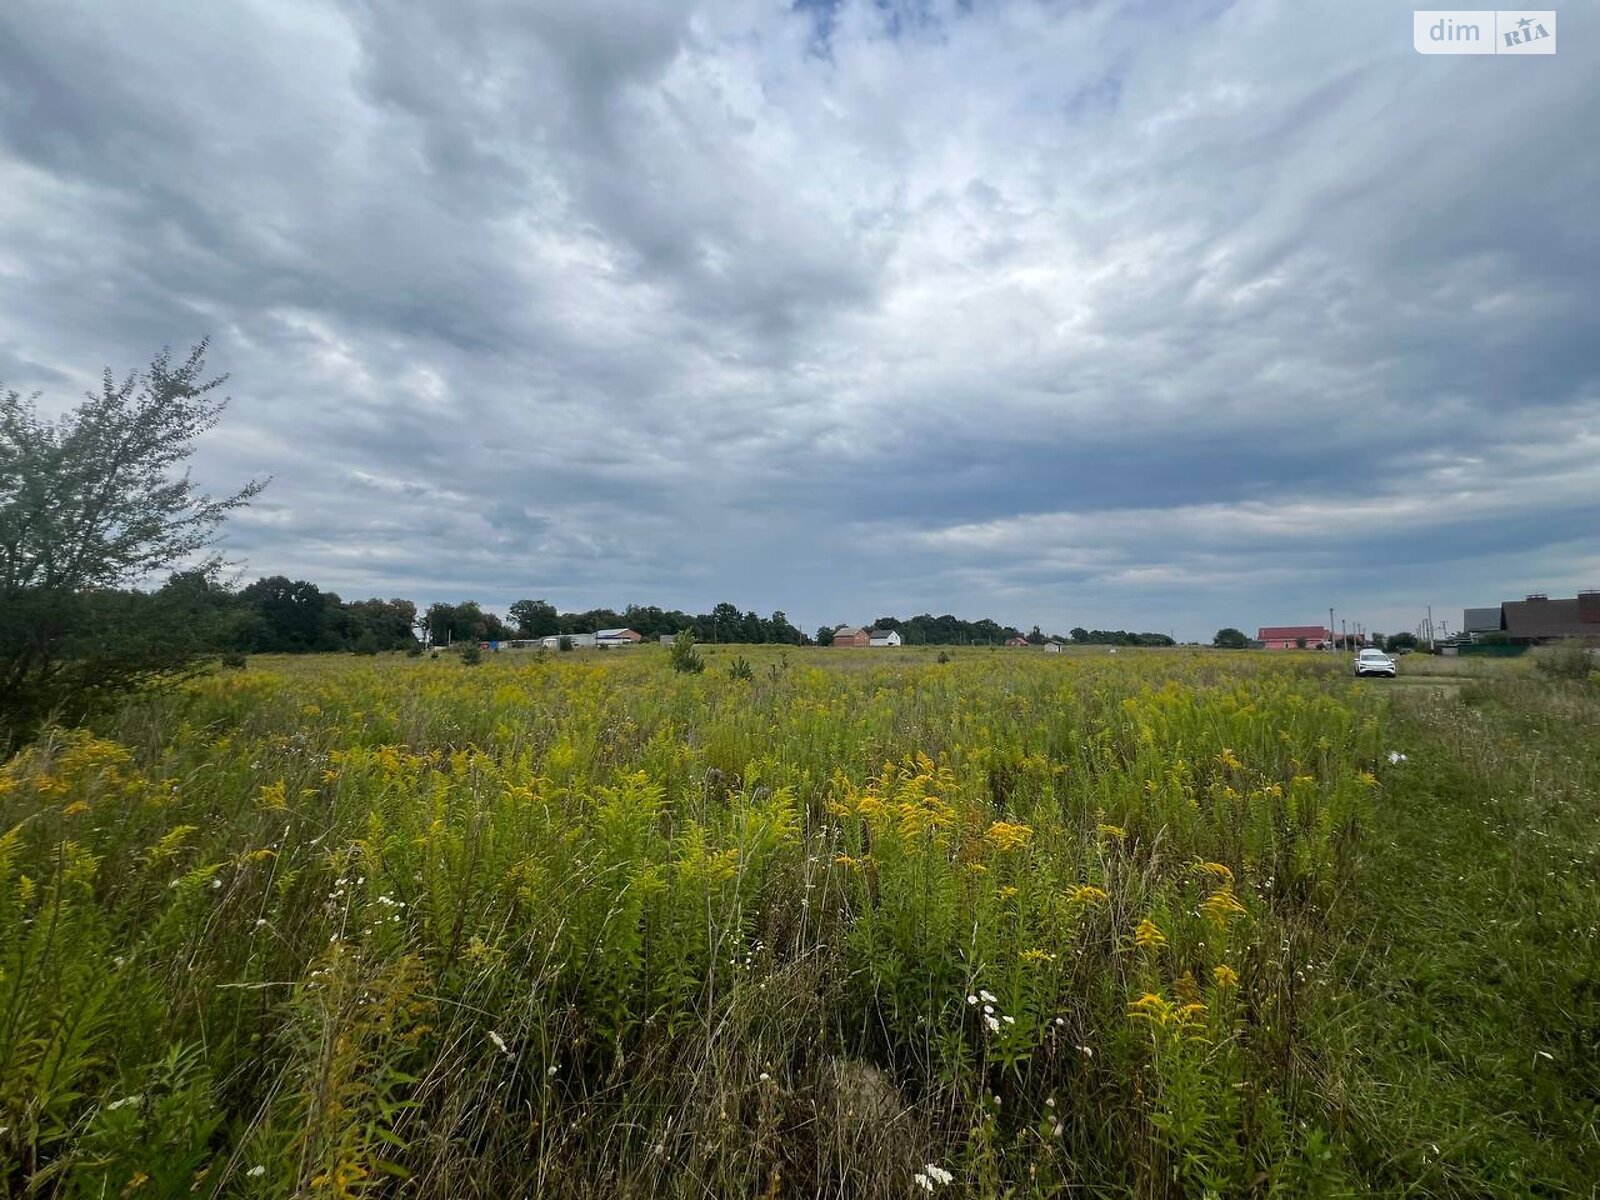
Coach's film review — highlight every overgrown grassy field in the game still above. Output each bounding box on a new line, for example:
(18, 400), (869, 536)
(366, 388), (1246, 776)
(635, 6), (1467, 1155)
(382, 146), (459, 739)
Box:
(2, 647), (1595, 1197)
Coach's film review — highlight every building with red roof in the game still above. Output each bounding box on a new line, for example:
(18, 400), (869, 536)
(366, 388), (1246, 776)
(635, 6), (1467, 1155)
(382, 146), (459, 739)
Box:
(1257, 625), (1331, 650)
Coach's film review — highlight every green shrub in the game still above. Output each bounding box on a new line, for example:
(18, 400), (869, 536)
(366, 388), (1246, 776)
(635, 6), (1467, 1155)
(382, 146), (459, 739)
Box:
(1533, 642), (1597, 680)
(459, 642), (483, 666)
(727, 655), (754, 682)
(668, 630), (705, 674)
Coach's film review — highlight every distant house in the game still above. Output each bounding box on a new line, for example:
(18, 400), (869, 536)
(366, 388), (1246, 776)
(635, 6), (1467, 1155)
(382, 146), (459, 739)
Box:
(1004, 636), (1029, 647)
(832, 626), (870, 647)
(868, 628), (902, 647)
(1257, 625), (1331, 650)
(1497, 593), (1600, 643)
(595, 628), (642, 647)
(1042, 641), (1064, 653)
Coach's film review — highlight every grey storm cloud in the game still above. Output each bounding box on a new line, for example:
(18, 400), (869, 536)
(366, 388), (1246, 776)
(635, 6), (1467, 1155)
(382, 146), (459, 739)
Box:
(0, 0), (1595, 639)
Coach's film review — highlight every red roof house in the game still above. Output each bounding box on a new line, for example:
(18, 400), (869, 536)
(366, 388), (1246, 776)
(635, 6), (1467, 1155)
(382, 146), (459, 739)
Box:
(1257, 625), (1331, 650)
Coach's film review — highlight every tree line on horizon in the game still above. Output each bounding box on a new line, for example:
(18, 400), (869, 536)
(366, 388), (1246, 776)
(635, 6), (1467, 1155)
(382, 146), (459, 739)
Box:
(144, 579), (1177, 653)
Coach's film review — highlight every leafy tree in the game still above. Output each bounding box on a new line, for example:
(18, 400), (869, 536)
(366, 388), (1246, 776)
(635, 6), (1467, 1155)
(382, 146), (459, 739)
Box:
(709, 602), (742, 643)
(422, 601), (509, 645)
(1, 342), (265, 747)
(765, 611), (803, 645)
(509, 598), (560, 638)
(1385, 632), (1419, 652)
(815, 625), (835, 647)
(1213, 627), (1249, 649)
(344, 597), (418, 651)
(740, 609), (765, 644)
(241, 576), (333, 651)
(423, 602), (458, 646)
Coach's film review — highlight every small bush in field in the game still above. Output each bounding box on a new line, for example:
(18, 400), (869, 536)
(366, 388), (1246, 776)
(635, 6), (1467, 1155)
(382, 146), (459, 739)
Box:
(727, 655), (754, 681)
(219, 650), (247, 670)
(668, 629), (705, 674)
(459, 642), (483, 666)
(1534, 642), (1597, 680)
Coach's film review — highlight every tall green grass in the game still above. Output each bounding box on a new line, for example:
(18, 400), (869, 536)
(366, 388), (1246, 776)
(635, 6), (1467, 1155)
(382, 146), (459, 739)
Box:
(5, 647), (1577, 1197)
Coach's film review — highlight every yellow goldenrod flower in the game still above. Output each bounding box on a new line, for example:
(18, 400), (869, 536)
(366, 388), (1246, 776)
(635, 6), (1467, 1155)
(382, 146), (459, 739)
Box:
(1197, 861), (1234, 885)
(1134, 918), (1167, 950)
(1213, 964), (1239, 989)
(983, 820), (1033, 851)
(1201, 887), (1248, 925)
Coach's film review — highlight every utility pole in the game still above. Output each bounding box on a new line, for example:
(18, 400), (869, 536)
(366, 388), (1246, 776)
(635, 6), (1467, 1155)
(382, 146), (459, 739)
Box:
(1329, 607), (1335, 652)
(1426, 606), (1434, 650)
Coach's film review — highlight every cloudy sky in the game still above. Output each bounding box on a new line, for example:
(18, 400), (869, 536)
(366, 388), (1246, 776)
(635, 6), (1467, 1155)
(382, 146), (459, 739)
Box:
(2, 1), (1596, 640)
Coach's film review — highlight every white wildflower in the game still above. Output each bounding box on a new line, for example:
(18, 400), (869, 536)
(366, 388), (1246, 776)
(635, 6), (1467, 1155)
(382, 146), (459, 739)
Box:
(978, 989), (996, 1003)
(925, 1164), (953, 1185)
(966, 994), (978, 1005)
(913, 1174), (934, 1193)
(106, 1095), (143, 1111)
(488, 1030), (509, 1056)
(984, 1014), (1000, 1033)
(246, 1165), (266, 1178)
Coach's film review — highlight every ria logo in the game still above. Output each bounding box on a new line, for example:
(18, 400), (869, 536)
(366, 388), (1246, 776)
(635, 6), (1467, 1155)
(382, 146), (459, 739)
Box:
(1413, 10), (1556, 54)
(1501, 13), (1552, 47)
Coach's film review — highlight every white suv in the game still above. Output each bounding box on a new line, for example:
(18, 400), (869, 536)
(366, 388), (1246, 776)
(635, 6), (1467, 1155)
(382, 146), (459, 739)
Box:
(1354, 648), (1397, 677)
